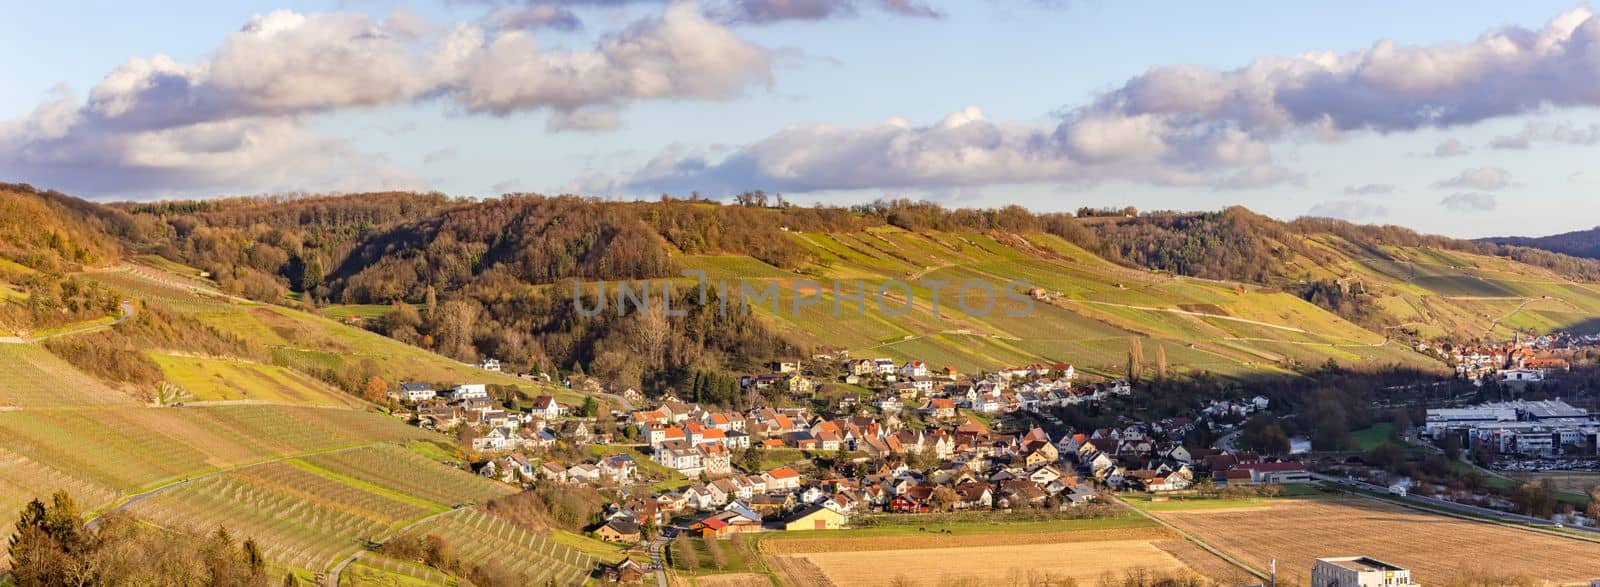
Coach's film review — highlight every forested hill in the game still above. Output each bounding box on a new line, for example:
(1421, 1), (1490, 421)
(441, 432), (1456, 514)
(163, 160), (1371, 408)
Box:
(7, 183), (1600, 394)
(1484, 227), (1600, 261)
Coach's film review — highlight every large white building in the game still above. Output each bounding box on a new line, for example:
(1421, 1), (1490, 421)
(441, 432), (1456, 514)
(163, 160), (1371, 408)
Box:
(1311, 557), (1419, 587)
(1423, 399), (1599, 456)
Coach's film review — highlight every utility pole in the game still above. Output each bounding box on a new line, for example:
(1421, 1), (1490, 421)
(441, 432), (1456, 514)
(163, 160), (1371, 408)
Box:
(1270, 558), (1276, 587)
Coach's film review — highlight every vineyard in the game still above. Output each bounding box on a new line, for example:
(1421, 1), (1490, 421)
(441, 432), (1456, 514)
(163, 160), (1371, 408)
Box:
(152, 353), (361, 407)
(130, 461), (436, 572)
(0, 343), (134, 407)
(398, 509), (598, 585)
(299, 444), (511, 507)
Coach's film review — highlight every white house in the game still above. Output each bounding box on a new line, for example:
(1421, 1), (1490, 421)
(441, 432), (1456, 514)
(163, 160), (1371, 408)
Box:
(451, 384), (490, 401)
(479, 358), (502, 372)
(900, 361), (928, 378)
(399, 383), (436, 402)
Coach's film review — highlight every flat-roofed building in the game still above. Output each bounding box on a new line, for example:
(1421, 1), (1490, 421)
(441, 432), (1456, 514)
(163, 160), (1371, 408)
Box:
(1311, 556), (1418, 587)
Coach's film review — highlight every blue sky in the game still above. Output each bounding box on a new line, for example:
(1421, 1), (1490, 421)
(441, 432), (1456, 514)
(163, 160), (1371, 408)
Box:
(3, 1), (1599, 238)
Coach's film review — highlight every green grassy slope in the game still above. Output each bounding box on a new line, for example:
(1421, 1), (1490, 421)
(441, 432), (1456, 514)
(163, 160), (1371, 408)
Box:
(683, 226), (1446, 378)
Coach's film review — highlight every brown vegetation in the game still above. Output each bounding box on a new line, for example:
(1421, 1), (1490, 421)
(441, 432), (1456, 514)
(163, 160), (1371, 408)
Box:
(43, 302), (260, 397)
(7, 491), (273, 586)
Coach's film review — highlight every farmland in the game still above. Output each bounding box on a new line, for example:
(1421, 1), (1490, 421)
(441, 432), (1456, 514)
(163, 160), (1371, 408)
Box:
(152, 353), (362, 407)
(395, 508), (599, 585)
(673, 226), (1450, 379)
(753, 513), (1234, 586)
(1152, 497), (1600, 584)
(130, 460), (437, 571)
(761, 524), (1202, 587)
(0, 343), (134, 407)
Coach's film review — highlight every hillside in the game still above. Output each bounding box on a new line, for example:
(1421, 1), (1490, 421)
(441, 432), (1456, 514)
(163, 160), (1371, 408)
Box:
(13, 188), (1600, 389)
(0, 247), (612, 583)
(1485, 226), (1600, 261)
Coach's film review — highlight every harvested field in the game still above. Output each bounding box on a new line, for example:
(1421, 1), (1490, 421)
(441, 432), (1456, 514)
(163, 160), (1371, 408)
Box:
(787, 540), (1190, 586)
(1155, 497), (1600, 584)
(766, 552), (833, 587)
(691, 573), (772, 587)
(1153, 539), (1256, 585)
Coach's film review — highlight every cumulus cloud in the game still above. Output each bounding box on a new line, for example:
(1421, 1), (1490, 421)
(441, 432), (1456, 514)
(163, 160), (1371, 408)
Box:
(627, 7), (1600, 195)
(1308, 200), (1388, 221)
(1343, 183), (1394, 195)
(1433, 166), (1511, 191)
(498, 0), (941, 24)
(1431, 138), (1471, 157)
(0, 3), (771, 197)
(482, 5), (584, 31)
(1441, 192), (1498, 212)
(1489, 120), (1600, 150)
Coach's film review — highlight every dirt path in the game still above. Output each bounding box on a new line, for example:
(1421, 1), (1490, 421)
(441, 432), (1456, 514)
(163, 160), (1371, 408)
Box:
(324, 506), (473, 586)
(0, 300), (135, 344)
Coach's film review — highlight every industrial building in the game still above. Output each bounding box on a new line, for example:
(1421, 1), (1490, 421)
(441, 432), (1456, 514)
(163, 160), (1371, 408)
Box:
(1423, 399), (1599, 456)
(1310, 557), (1419, 587)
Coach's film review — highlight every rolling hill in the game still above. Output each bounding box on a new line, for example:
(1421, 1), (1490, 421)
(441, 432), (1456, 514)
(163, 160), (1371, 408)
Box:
(4, 182), (1600, 581)
(1485, 226), (1600, 261)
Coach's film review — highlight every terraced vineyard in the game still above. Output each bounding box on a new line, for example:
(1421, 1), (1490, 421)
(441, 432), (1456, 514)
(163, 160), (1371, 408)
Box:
(400, 509), (598, 585)
(0, 343), (135, 407)
(131, 461), (437, 572)
(299, 444), (511, 507)
(682, 226), (1446, 378)
(152, 353), (361, 407)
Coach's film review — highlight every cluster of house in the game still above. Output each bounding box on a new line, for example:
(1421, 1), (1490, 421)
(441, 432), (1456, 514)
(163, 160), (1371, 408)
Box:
(1063, 419), (1307, 490)
(740, 357), (1135, 418)
(1418, 337), (1573, 383)
(1422, 399), (1600, 456)
(398, 382), (597, 453)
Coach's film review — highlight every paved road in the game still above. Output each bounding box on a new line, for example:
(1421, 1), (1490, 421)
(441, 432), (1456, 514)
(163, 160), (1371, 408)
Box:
(648, 535), (670, 586)
(1314, 473), (1600, 536)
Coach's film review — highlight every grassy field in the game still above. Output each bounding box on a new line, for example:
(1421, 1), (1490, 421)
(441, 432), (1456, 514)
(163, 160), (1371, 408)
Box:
(152, 353), (361, 407)
(1349, 422), (1398, 450)
(1153, 496), (1600, 584)
(1121, 484), (1336, 512)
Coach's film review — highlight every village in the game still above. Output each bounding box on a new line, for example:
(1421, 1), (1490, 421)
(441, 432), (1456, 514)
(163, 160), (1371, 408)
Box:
(390, 355), (1308, 553)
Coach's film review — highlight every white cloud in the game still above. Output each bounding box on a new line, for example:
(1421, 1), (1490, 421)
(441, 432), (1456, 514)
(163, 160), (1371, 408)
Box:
(628, 7), (1600, 195)
(1441, 192), (1498, 212)
(1308, 200), (1389, 221)
(1489, 120), (1600, 150)
(482, 5), (584, 31)
(1434, 166), (1511, 191)
(0, 2), (771, 197)
(1343, 183), (1394, 196)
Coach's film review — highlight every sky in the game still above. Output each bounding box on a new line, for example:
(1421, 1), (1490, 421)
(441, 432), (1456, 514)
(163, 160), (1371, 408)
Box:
(4, 1), (1600, 238)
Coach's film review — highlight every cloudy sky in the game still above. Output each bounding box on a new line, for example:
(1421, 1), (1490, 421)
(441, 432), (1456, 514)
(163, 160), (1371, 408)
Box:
(5, 1), (1600, 238)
